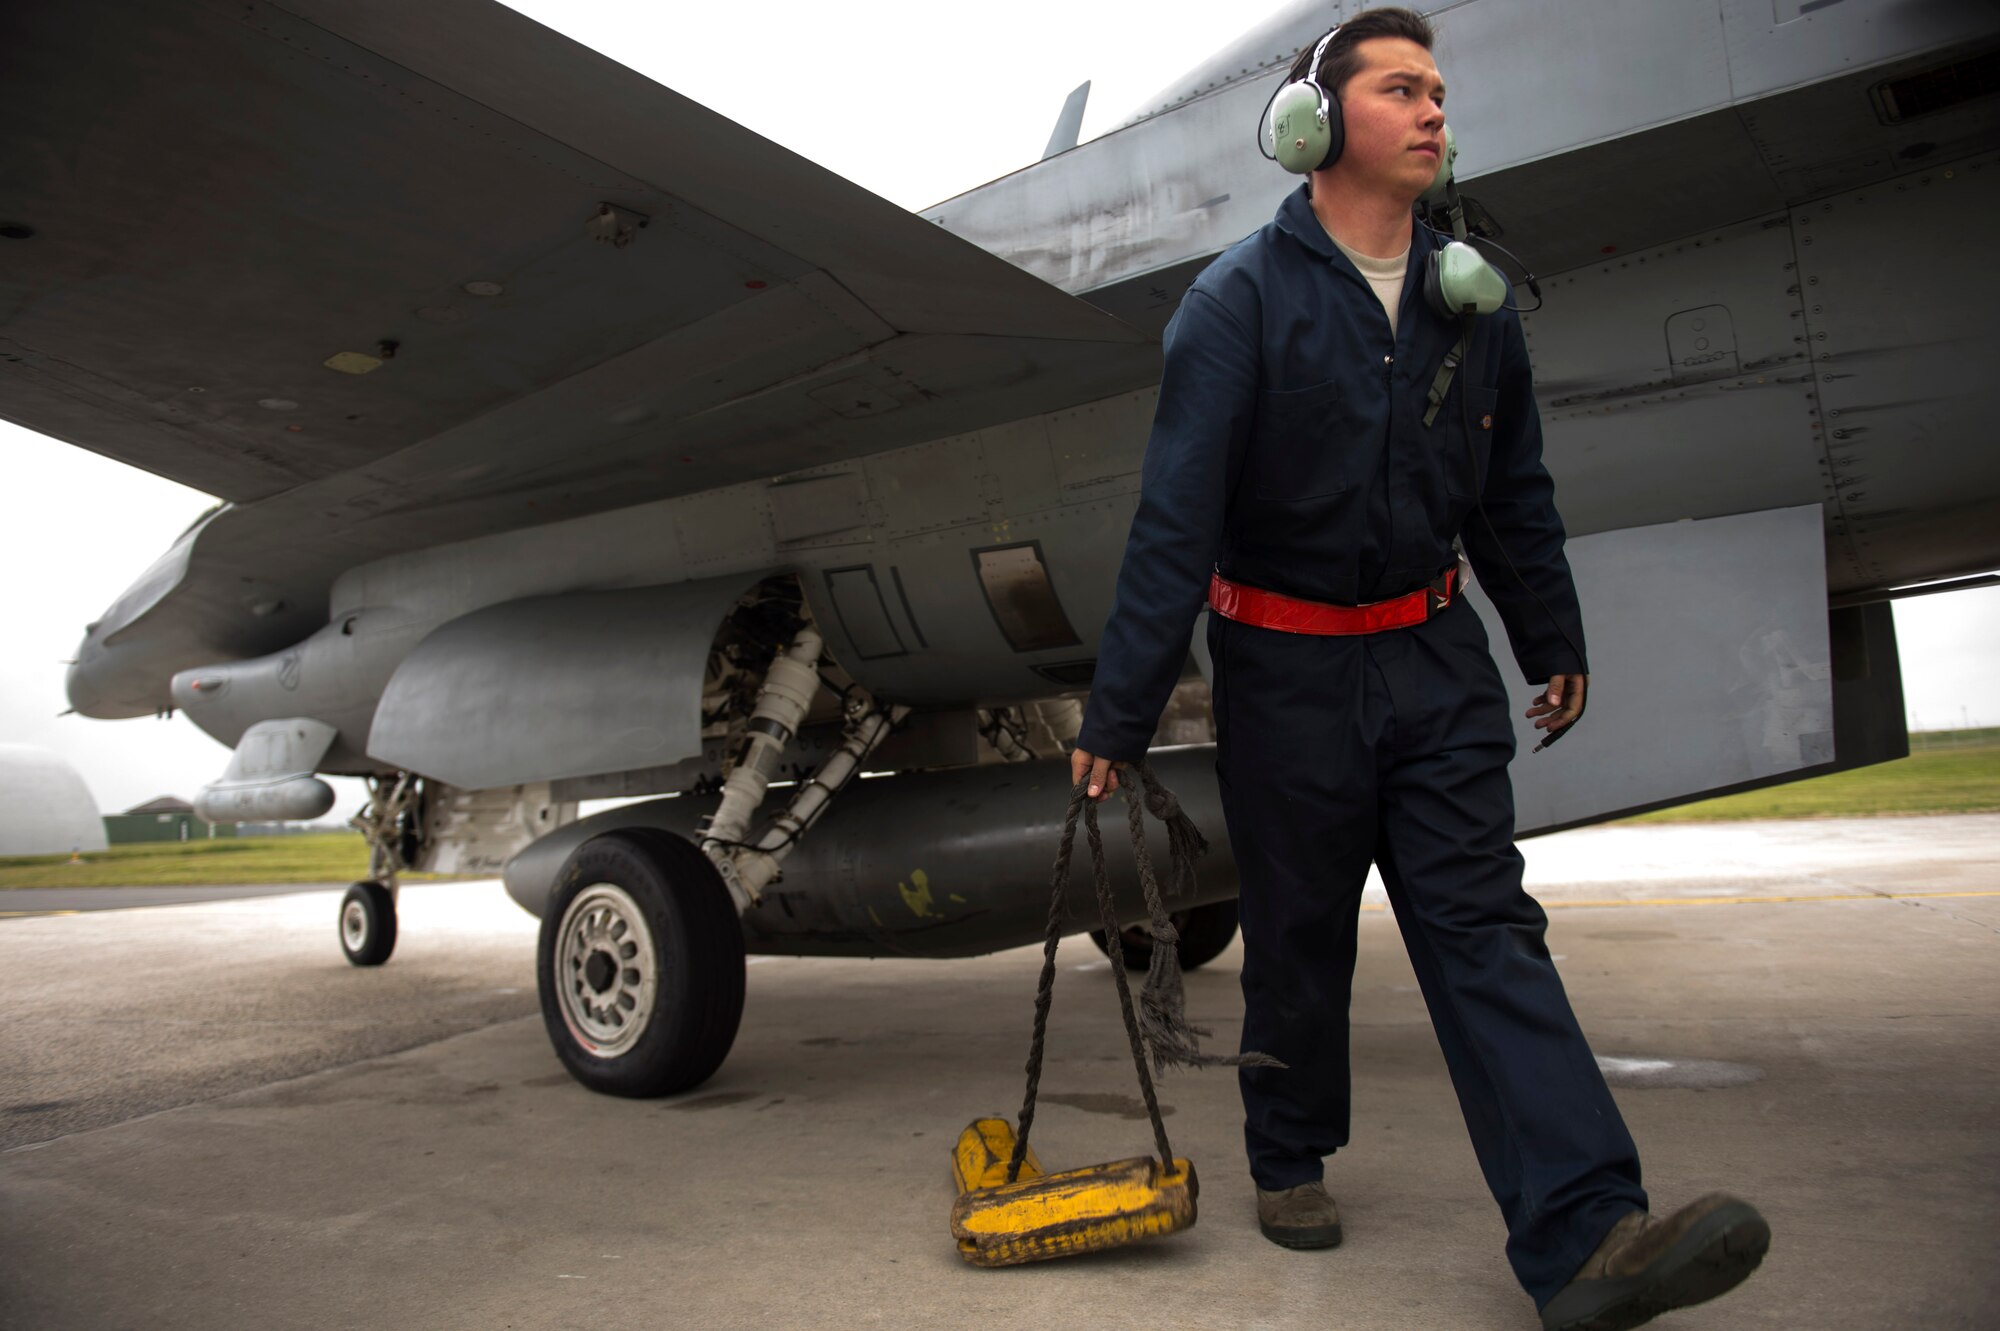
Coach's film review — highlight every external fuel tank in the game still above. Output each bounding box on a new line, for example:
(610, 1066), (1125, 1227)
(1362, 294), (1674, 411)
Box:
(502, 746), (1236, 960)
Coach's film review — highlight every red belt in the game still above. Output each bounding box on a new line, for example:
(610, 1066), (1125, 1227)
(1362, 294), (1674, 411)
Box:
(1208, 564), (1459, 635)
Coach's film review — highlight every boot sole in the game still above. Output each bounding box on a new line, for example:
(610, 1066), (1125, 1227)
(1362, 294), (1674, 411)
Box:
(1540, 1201), (1770, 1331)
(1258, 1218), (1343, 1250)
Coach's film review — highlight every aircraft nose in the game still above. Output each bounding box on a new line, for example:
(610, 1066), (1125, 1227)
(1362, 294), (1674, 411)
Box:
(64, 625), (167, 719)
(65, 640), (112, 717)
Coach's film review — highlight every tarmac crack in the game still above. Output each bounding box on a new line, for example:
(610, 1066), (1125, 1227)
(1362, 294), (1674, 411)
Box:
(1891, 895), (2000, 938)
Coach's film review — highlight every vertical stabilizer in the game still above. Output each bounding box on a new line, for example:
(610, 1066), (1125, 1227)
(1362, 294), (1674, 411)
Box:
(1042, 81), (1091, 160)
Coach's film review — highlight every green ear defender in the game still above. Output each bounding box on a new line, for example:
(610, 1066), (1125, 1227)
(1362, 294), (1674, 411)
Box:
(1421, 128), (1508, 318)
(1265, 26), (1344, 174)
(1418, 123), (1458, 209)
(1257, 32), (1507, 317)
(1427, 239), (1509, 316)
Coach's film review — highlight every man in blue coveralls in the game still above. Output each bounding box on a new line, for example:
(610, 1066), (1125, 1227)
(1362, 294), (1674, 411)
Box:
(1069, 10), (1769, 1329)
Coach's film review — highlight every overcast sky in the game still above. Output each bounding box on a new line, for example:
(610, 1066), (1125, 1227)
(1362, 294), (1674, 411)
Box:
(3, 0), (1995, 821)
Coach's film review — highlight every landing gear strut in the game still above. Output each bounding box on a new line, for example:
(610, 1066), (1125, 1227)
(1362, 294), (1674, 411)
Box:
(695, 621), (909, 910)
(537, 605), (908, 1095)
(340, 773), (424, 967)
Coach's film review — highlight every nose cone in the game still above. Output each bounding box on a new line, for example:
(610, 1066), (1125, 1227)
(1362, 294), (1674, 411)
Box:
(64, 652), (106, 717)
(65, 633), (129, 719)
(65, 628), (171, 719)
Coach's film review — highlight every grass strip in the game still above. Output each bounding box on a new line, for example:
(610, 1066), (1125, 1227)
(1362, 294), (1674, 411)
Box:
(1620, 741), (2000, 823)
(0, 833), (468, 889)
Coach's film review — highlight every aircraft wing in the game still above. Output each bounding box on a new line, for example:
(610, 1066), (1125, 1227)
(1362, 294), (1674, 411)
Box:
(3, 0), (1159, 663)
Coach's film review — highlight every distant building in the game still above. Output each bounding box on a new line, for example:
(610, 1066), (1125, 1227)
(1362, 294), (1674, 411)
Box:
(103, 795), (237, 845)
(0, 744), (109, 856)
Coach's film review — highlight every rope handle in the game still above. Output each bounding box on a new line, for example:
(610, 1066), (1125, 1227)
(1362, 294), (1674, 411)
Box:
(1005, 764), (1281, 1185)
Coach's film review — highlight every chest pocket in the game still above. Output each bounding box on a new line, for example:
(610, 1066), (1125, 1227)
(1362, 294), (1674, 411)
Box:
(1247, 380), (1349, 501)
(1445, 386), (1498, 499)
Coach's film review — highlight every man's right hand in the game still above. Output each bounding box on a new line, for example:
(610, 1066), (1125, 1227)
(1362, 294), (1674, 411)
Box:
(1070, 747), (1124, 803)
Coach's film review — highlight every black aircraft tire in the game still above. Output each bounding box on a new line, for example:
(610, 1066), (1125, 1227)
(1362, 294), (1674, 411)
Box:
(537, 830), (746, 1098)
(339, 881), (397, 966)
(1090, 899), (1240, 972)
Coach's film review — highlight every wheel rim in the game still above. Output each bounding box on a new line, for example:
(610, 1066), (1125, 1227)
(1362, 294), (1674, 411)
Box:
(554, 883), (659, 1059)
(341, 898), (369, 952)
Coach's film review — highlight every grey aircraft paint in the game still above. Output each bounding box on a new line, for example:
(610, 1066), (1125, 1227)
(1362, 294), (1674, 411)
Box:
(5, 0), (1995, 952)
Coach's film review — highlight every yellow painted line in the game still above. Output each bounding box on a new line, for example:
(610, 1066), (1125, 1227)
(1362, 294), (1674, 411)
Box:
(0, 909), (81, 918)
(1357, 890), (1999, 914)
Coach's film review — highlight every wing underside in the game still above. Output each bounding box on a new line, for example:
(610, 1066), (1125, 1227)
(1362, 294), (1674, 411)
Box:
(2, 0), (1160, 658)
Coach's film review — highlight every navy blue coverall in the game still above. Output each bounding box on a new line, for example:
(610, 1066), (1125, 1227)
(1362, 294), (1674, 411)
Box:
(1076, 183), (1647, 1307)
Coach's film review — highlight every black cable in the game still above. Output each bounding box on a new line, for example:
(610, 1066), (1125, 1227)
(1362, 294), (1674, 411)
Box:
(1255, 79), (1282, 162)
(1456, 312), (1587, 752)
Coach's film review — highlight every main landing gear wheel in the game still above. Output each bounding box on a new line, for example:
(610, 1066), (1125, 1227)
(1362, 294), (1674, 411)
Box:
(339, 880), (398, 966)
(538, 829), (746, 1097)
(1090, 899), (1240, 972)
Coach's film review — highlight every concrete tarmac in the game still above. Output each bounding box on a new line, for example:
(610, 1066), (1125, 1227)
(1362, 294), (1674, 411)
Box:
(2, 816), (1995, 1330)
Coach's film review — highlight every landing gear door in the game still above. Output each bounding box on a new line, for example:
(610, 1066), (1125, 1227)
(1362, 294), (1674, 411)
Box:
(1464, 504), (1899, 833)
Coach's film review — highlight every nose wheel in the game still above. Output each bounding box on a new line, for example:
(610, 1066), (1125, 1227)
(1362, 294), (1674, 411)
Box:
(340, 772), (423, 965)
(339, 880), (398, 966)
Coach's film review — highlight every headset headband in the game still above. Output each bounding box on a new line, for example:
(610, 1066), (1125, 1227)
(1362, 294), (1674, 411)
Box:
(1258, 25), (1344, 164)
(1303, 24), (1341, 120)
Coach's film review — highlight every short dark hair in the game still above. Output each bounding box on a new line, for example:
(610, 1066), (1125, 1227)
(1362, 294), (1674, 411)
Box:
(1285, 7), (1437, 104)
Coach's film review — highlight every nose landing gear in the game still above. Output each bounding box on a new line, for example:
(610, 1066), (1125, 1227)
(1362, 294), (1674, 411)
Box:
(339, 772), (424, 967)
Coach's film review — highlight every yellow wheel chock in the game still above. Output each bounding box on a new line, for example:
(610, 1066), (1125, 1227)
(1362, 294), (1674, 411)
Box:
(950, 1117), (1198, 1267)
(948, 770), (1270, 1268)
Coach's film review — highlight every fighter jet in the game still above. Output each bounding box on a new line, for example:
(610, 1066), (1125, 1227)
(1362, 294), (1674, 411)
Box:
(8, 0), (1996, 1094)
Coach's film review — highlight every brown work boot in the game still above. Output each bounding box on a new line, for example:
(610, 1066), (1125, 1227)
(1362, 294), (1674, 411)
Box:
(1539, 1193), (1771, 1331)
(1255, 1180), (1342, 1249)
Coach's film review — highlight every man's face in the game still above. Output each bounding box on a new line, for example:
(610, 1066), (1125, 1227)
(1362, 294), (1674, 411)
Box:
(1329, 37), (1447, 202)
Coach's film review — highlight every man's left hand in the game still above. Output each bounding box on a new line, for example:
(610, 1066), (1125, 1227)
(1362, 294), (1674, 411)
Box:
(1526, 673), (1587, 736)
